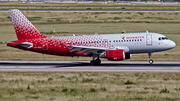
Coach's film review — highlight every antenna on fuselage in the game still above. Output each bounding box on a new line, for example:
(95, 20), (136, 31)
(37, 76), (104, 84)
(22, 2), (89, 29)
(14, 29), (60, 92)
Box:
(122, 30), (126, 34)
(146, 30), (148, 33)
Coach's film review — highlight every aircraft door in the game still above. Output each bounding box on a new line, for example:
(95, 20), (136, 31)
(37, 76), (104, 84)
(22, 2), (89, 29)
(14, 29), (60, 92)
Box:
(146, 34), (152, 46)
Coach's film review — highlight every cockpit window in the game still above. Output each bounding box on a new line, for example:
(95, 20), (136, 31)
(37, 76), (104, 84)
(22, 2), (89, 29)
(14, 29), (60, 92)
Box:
(158, 37), (168, 40)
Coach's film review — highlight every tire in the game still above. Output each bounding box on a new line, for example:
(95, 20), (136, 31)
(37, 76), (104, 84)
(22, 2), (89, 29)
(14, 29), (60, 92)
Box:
(90, 60), (96, 66)
(149, 59), (153, 64)
(95, 59), (101, 65)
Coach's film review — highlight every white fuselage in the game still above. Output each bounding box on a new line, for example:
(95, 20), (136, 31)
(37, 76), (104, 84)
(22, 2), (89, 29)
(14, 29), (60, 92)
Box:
(98, 32), (176, 53)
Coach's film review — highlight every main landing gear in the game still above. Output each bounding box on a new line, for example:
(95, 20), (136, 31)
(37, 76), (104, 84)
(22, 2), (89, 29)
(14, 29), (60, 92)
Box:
(148, 52), (153, 64)
(90, 54), (101, 65)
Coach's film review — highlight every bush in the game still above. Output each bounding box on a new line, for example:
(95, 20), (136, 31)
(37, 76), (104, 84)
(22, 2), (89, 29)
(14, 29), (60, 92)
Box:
(82, 78), (93, 83)
(124, 80), (134, 85)
(160, 88), (169, 93)
(62, 87), (68, 93)
(126, 86), (132, 89)
(51, 88), (55, 91)
(10, 91), (15, 96)
(48, 77), (53, 81)
(89, 88), (97, 92)
(101, 87), (106, 91)
(60, 75), (65, 78)
(70, 88), (78, 96)
(27, 85), (30, 90)
(70, 88), (77, 93)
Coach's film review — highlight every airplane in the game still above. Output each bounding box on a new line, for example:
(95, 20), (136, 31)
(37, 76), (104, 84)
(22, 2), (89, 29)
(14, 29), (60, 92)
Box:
(7, 9), (176, 65)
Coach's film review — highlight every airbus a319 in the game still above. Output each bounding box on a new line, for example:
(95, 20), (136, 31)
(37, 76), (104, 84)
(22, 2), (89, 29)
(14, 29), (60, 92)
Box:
(7, 9), (176, 65)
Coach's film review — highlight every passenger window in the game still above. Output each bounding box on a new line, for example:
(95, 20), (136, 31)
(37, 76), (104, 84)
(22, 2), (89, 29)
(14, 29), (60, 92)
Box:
(116, 40), (118, 42)
(119, 40), (121, 42)
(113, 40), (115, 42)
(127, 40), (128, 42)
(135, 39), (136, 41)
(109, 41), (111, 43)
(105, 41), (107, 43)
(129, 40), (131, 42)
(121, 40), (123, 42)
(137, 39), (139, 41)
(132, 40), (134, 41)
(140, 39), (142, 41)
(124, 40), (126, 42)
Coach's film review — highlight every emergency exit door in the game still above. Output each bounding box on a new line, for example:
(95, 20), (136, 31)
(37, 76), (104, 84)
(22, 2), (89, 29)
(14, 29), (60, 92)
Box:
(146, 34), (152, 46)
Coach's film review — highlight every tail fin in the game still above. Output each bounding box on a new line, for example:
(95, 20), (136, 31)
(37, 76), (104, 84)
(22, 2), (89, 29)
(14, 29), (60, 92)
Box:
(9, 9), (46, 40)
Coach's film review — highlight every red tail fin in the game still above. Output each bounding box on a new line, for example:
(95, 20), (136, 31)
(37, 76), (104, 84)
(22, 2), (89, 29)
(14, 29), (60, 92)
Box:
(9, 9), (46, 40)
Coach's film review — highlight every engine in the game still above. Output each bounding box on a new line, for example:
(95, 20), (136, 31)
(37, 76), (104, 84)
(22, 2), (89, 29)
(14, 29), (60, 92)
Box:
(106, 50), (125, 61)
(99, 50), (131, 61)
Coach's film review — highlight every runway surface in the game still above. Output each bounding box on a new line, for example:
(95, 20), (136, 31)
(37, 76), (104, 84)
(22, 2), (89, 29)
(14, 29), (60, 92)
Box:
(0, 61), (180, 72)
(1, 9), (180, 12)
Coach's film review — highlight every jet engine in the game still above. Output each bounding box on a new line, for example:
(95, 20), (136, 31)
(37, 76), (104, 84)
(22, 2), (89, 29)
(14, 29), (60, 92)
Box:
(99, 50), (131, 61)
(99, 50), (125, 61)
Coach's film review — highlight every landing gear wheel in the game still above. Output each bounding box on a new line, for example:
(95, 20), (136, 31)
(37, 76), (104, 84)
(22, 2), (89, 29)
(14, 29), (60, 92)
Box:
(149, 59), (153, 64)
(90, 54), (101, 66)
(95, 59), (101, 65)
(90, 60), (96, 66)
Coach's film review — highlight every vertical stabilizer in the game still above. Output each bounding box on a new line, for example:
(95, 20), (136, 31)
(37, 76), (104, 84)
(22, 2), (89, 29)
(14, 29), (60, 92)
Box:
(9, 9), (46, 40)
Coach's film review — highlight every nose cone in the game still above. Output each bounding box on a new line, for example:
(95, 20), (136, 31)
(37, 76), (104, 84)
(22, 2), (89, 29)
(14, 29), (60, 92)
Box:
(169, 40), (176, 49)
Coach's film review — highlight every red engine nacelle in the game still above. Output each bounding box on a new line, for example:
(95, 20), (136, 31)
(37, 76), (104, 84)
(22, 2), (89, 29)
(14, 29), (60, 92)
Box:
(106, 50), (125, 61)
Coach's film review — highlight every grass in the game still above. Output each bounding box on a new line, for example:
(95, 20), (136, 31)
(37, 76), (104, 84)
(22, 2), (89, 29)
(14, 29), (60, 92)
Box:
(0, 12), (180, 25)
(0, 72), (180, 100)
(1, 2), (180, 10)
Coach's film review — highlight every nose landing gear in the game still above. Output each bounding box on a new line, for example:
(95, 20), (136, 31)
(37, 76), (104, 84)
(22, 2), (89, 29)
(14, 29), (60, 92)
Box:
(148, 53), (153, 64)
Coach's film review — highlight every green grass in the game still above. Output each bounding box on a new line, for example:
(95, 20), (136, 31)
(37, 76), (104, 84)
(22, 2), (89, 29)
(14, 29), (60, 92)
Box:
(0, 72), (180, 100)
(0, 2), (180, 10)
(1, 12), (180, 25)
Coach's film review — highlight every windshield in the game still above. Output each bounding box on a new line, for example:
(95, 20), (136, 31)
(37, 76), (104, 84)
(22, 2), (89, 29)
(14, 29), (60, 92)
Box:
(158, 37), (168, 40)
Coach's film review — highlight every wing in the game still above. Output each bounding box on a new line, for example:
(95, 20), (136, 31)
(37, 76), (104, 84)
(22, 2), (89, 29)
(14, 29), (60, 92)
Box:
(68, 45), (129, 55)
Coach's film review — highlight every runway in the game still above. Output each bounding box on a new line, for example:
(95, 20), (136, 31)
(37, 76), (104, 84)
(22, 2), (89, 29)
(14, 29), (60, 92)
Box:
(0, 61), (180, 72)
(1, 9), (180, 12)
